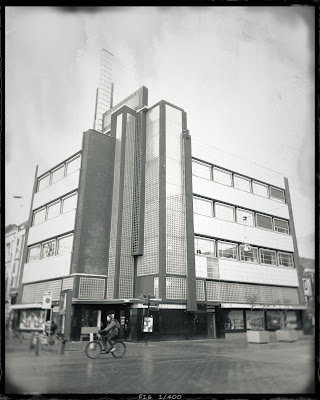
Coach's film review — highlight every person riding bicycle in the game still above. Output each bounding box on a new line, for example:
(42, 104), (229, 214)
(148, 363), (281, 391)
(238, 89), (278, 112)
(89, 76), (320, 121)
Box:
(100, 314), (119, 353)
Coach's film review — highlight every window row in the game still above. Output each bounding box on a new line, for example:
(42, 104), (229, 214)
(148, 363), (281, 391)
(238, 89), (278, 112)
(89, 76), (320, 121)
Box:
(192, 159), (285, 202)
(27, 234), (73, 263)
(37, 154), (81, 192)
(32, 192), (78, 226)
(194, 236), (294, 268)
(193, 196), (289, 234)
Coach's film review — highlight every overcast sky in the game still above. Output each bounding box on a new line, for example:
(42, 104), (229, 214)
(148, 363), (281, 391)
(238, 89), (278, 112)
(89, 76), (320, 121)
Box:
(5, 6), (315, 258)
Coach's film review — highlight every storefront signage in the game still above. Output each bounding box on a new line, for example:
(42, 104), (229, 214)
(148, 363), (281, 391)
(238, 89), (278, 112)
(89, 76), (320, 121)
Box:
(143, 317), (153, 332)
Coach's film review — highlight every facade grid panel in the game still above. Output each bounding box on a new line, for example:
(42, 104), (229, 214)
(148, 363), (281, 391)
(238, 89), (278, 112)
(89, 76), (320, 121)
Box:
(196, 280), (205, 301)
(22, 280), (62, 303)
(166, 277), (187, 299)
(79, 277), (105, 299)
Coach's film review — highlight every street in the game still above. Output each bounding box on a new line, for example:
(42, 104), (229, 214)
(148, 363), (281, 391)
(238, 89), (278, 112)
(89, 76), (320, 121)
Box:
(5, 335), (315, 395)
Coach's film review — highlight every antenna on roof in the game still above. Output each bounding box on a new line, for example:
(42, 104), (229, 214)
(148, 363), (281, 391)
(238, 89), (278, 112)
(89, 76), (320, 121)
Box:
(93, 49), (114, 132)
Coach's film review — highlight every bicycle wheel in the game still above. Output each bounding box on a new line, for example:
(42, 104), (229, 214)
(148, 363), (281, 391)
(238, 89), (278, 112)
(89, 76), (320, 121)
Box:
(85, 341), (102, 359)
(111, 341), (126, 358)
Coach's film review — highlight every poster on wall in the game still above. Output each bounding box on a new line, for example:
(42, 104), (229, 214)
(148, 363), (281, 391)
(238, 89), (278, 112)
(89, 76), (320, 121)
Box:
(19, 309), (46, 330)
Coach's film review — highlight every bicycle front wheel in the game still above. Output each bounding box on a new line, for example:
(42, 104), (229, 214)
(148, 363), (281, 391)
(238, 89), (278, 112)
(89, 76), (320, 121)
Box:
(111, 341), (126, 358)
(85, 341), (102, 359)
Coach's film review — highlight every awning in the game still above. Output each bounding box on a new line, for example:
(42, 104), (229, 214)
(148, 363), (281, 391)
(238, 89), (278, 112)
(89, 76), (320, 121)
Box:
(10, 303), (42, 310)
(220, 303), (307, 310)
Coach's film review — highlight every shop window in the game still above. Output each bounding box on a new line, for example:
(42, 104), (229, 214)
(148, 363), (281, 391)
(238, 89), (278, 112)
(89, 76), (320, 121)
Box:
(193, 197), (212, 217)
(194, 237), (215, 256)
(213, 167), (232, 186)
(225, 310), (244, 330)
(274, 218), (289, 234)
(192, 160), (211, 180)
(62, 192), (78, 213)
(252, 181), (269, 198)
(57, 234), (73, 255)
(256, 213), (273, 230)
(246, 311), (265, 330)
(266, 310), (284, 330)
(270, 187), (285, 202)
(51, 164), (65, 184)
(233, 174), (251, 192)
(28, 245), (41, 262)
(278, 252), (294, 268)
(47, 201), (61, 220)
(42, 240), (56, 258)
(236, 209), (254, 226)
(66, 155), (81, 175)
(215, 203), (234, 222)
(37, 174), (50, 192)
(218, 241), (238, 260)
(260, 249), (277, 266)
(240, 245), (259, 263)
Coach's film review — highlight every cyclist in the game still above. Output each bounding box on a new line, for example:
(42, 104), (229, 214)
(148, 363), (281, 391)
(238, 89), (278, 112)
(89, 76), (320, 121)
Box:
(100, 314), (119, 353)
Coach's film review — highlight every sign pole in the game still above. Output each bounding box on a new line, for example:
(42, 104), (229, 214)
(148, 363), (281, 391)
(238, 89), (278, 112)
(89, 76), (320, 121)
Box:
(145, 293), (150, 346)
(48, 308), (52, 345)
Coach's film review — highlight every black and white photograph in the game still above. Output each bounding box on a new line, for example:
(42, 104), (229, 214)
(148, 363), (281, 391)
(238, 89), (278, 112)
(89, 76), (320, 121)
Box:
(4, 5), (316, 396)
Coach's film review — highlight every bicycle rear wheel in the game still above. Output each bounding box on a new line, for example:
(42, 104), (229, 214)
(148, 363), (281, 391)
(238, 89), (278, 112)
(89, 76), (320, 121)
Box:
(111, 341), (126, 358)
(85, 341), (102, 359)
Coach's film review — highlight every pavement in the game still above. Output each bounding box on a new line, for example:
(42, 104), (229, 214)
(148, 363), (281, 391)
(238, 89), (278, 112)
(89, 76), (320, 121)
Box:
(4, 334), (316, 396)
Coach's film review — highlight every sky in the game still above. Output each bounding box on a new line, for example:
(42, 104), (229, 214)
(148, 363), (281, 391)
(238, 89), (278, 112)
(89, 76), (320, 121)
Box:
(5, 6), (315, 259)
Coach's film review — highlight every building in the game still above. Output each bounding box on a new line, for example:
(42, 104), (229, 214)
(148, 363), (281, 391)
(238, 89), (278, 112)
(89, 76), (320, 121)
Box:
(301, 257), (315, 330)
(15, 85), (306, 341)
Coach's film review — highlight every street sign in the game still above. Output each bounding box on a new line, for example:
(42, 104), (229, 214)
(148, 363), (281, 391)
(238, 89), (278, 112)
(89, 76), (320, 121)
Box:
(42, 294), (52, 309)
(143, 317), (153, 332)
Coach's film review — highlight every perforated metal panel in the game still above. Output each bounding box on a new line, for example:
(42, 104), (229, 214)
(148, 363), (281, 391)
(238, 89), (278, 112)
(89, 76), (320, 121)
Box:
(62, 277), (74, 291)
(166, 277), (186, 299)
(165, 105), (187, 275)
(79, 277), (105, 299)
(132, 112), (142, 255)
(107, 113), (123, 299)
(196, 280), (205, 301)
(119, 113), (136, 299)
(22, 280), (62, 303)
(137, 106), (160, 276)
(206, 281), (299, 305)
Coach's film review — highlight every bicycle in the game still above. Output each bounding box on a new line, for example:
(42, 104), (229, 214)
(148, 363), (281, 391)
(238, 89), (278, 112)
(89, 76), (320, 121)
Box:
(85, 333), (126, 359)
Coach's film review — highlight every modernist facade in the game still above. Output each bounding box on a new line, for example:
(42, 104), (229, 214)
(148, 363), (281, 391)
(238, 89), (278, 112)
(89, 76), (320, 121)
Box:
(16, 86), (306, 341)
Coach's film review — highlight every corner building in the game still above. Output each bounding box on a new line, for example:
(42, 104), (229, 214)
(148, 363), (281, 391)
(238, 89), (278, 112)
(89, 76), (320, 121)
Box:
(17, 86), (306, 341)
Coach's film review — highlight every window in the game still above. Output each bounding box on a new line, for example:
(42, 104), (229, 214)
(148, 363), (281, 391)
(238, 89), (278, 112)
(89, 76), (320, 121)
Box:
(15, 238), (21, 258)
(270, 187), (285, 202)
(66, 155), (81, 175)
(57, 234), (73, 255)
(213, 167), (232, 186)
(260, 249), (277, 265)
(51, 165), (65, 184)
(236, 209), (255, 226)
(6, 243), (12, 262)
(225, 310), (244, 330)
(218, 241), (238, 260)
(234, 175), (251, 192)
(252, 181), (269, 198)
(194, 237), (215, 256)
(215, 203), (234, 222)
(192, 160), (211, 180)
(28, 245), (41, 262)
(240, 245), (259, 263)
(278, 252), (294, 268)
(33, 208), (46, 226)
(47, 201), (61, 220)
(37, 174), (50, 191)
(62, 192), (78, 213)
(256, 214), (273, 230)
(193, 197), (212, 217)
(42, 240), (56, 258)
(274, 218), (289, 234)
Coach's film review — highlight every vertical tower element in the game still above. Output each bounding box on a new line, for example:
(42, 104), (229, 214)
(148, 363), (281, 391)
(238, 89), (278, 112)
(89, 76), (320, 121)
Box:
(93, 49), (113, 132)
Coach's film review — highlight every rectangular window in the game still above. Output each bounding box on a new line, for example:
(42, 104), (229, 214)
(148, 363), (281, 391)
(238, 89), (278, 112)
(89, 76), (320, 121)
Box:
(274, 218), (289, 234)
(42, 240), (56, 258)
(6, 243), (12, 262)
(236, 209), (255, 226)
(215, 203), (234, 222)
(66, 155), (81, 175)
(192, 160), (211, 180)
(278, 252), (294, 268)
(28, 245), (41, 262)
(225, 310), (244, 330)
(234, 175), (251, 192)
(51, 165), (65, 184)
(62, 192), (78, 213)
(193, 197), (212, 217)
(47, 201), (61, 220)
(33, 208), (46, 226)
(37, 174), (50, 192)
(240, 245), (259, 263)
(218, 241), (238, 260)
(252, 181), (269, 198)
(260, 249), (277, 265)
(213, 167), (232, 186)
(270, 187), (285, 202)
(57, 234), (73, 255)
(256, 214), (273, 230)
(194, 237), (215, 256)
